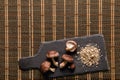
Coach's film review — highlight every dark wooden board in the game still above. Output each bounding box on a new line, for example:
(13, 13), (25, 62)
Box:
(19, 34), (109, 78)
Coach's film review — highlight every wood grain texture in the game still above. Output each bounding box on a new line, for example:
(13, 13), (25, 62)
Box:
(5, 0), (9, 80)
(111, 0), (115, 80)
(17, 0), (21, 80)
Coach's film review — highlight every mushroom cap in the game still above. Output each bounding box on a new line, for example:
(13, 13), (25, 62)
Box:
(62, 54), (74, 63)
(40, 61), (51, 73)
(46, 50), (59, 58)
(66, 40), (77, 51)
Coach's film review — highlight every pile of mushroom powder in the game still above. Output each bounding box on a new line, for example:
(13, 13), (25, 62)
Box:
(79, 44), (100, 66)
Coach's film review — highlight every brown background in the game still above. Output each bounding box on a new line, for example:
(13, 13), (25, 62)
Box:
(0, 0), (120, 80)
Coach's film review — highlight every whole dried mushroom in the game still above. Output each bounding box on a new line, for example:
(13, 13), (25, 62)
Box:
(46, 50), (59, 67)
(40, 61), (55, 73)
(60, 54), (74, 68)
(66, 40), (77, 52)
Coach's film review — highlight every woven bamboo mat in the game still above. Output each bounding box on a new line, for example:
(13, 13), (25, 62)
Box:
(0, 0), (120, 80)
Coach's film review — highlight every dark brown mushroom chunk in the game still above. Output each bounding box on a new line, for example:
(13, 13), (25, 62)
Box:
(66, 40), (77, 52)
(40, 61), (55, 73)
(46, 50), (59, 67)
(60, 54), (74, 68)
(68, 63), (76, 70)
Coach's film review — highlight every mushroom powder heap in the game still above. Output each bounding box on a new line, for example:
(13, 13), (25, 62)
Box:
(79, 44), (100, 66)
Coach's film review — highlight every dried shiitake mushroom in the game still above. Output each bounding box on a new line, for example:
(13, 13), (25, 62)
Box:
(60, 54), (74, 68)
(66, 40), (77, 52)
(40, 61), (55, 73)
(46, 50), (59, 67)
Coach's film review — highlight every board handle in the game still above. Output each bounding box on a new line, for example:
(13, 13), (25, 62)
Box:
(19, 57), (39, 70)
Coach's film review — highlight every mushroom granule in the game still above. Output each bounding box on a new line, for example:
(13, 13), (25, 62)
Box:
(79, 44), (100, 66)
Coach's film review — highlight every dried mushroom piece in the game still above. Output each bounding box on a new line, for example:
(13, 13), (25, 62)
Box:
(68, 63), (76, 70)
(66, 40), (77, 52)
(46, 50), (59, 67)
(40, 61), (55, 73)
(79, 44), (100, 66)
(60, 54), (74, 68)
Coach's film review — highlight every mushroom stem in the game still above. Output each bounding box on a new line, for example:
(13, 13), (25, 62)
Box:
(66, 47), (71, 51)
(52, 58), (58, 67)
(66, 47), (76, 52)
(60, 61), (67, 68)
(49, 68), (55, 72)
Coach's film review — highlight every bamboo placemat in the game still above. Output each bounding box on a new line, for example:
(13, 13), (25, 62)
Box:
(0, 0), (120, 80)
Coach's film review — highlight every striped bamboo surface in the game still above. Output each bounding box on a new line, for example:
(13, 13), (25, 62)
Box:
(0, 0), (120, 80)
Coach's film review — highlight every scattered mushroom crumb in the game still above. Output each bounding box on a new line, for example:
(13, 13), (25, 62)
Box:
(77, 52), (80, 54)
(79, 44), (100, 66)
